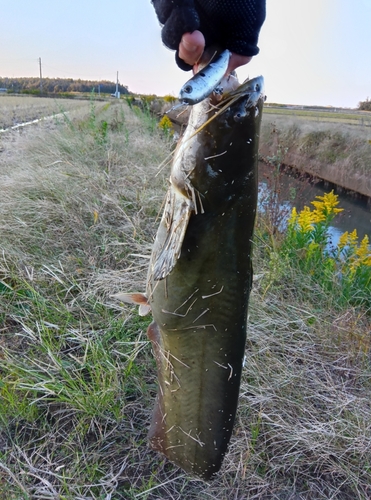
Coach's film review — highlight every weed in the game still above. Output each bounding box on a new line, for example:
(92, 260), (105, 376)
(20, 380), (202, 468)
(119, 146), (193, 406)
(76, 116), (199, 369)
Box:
(158, 114), (174, 137)
(279, 191), (371, 310)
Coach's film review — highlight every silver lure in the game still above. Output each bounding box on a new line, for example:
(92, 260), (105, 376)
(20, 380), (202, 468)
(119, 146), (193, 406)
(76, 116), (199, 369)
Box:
(179, 49), (231, 105)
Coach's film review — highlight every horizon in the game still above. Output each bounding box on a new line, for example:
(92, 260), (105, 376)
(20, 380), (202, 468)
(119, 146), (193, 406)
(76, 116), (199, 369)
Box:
(1, 0), (371, 108)
(0, 76), (363, 110)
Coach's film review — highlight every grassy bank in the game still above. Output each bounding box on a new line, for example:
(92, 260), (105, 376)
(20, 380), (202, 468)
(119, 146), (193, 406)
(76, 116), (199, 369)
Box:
(0, 100), (370, 499)
(260, 112), (371, 198)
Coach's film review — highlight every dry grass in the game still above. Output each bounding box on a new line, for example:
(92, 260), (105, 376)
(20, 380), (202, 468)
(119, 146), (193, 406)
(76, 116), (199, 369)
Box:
(0, 98), (370, 499)
(261, 114), (371, 175)
(263, 106), (371, 127)
(260, 113), (371, 197)
(0, 95), (94, 130)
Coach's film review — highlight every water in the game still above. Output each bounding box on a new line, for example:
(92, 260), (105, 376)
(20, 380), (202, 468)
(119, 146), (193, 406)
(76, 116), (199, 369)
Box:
(258, 162), (371, 247)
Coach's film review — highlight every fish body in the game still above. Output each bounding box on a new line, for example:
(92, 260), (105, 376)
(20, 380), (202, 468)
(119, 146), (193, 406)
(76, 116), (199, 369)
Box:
(146, 75), (265, 479)
(179, 49), (231, 105)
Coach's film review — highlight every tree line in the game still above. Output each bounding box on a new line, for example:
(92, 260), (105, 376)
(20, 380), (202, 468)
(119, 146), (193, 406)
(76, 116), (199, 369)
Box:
(0, 77), (129, 95)
(358, 98), (371, 111)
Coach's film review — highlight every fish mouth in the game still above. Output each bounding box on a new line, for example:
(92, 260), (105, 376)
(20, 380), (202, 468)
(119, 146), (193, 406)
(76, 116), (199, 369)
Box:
(222, 75), (265, 110)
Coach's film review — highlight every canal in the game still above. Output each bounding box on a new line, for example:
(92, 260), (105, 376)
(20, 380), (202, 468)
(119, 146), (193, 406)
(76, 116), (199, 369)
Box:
(258, 162), (371, 246)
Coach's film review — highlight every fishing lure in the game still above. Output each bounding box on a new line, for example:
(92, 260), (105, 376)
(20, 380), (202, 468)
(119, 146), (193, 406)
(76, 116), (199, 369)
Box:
(179, 49), (231, 105)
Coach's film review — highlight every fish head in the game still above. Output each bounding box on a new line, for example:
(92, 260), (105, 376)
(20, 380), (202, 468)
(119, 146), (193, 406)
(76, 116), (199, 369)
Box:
(187, 76), (265, 209)
(224, 75), (265, 114)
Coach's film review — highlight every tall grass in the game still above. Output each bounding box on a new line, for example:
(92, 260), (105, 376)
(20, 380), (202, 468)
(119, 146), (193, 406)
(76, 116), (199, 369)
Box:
(0, 99), (371, 499)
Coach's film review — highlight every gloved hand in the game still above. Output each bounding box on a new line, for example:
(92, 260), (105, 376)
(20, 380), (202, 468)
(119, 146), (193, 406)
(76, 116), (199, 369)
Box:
(152, 0), (266, 71)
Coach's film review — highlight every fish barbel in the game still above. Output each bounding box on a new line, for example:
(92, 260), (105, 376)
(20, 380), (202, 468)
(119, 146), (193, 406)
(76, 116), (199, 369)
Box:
(143, 74), (265, 479)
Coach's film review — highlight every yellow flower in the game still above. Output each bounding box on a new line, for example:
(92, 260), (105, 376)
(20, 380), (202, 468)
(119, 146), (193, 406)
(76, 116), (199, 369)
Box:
(297, 206), (315, 232)
(311, 190), (343, 218)
(158, 115), (173, 133)
(311, 209), (326, 223)
(347, 235), (371, 272)
(311, 200), (325, 211)
(338, 231), (349, 250)
(355, 235), (370, 261)
(288, 207), (298, 226)
(348, 229), (358, 248)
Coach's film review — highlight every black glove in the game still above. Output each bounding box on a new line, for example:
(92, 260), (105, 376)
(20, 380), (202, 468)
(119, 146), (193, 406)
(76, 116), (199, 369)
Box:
(152, 0), (266, 71)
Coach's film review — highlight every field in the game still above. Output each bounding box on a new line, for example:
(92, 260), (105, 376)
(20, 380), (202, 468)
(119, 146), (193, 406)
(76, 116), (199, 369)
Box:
(0, 95), (370, 499)
(0, 95), (97, 131)
(264, 105), (371, 127)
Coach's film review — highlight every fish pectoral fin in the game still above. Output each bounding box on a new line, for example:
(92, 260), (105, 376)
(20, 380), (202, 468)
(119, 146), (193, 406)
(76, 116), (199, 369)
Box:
(153, 196), (193, 281)
(139, 303), (152, 316)
(112, 292), (151, 316)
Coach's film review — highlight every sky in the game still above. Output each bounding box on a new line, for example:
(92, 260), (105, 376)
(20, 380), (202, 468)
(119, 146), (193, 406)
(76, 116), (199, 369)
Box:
(1, 0), (371, 108)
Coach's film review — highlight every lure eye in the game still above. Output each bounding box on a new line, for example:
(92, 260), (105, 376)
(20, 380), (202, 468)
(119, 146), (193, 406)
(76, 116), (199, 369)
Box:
(183, 85), (193, 94)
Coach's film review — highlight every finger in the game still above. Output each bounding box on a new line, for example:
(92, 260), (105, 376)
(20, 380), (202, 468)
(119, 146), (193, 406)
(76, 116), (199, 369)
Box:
(227, 53), (252, 73)
(178, 30), (205, 66)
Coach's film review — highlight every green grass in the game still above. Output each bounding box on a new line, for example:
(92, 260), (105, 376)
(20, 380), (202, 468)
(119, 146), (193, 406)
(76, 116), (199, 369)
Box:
(0, 98), (370, 499)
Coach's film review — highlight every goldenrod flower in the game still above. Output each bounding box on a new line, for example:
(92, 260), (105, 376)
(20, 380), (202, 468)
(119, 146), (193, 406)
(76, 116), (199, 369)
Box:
(311, 191), (343, 218)
(288, 207), (298, 226)
(347, 235), (371, 273)
(348, 229), (358, 248)
(355, 235), (371, 261)
(158, 115), (173, 133)
(297, 206), (315, 232)
(311, 209), (326, 223)
(338, 231), (349, 250)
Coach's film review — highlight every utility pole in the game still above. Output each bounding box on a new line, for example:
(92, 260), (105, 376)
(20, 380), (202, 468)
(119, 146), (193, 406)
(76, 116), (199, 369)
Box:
(39, 57), (43, 94)
(116, 71), (119, 98)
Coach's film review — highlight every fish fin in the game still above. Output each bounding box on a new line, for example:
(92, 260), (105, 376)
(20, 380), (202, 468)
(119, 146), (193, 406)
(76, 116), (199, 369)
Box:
(147, 321), (161, 343)
(113, 292), (151, 315)
(139, 304), (152, 316)
(153, 190), (193, 281)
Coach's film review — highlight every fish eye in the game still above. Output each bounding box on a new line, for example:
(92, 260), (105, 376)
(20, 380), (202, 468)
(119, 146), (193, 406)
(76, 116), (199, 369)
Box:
(199, 72), (206, 77)
(183, 85), (193, 94)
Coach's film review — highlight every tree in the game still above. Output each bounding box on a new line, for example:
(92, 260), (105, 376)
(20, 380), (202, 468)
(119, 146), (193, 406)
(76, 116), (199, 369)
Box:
(358, 98), (371, 111)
